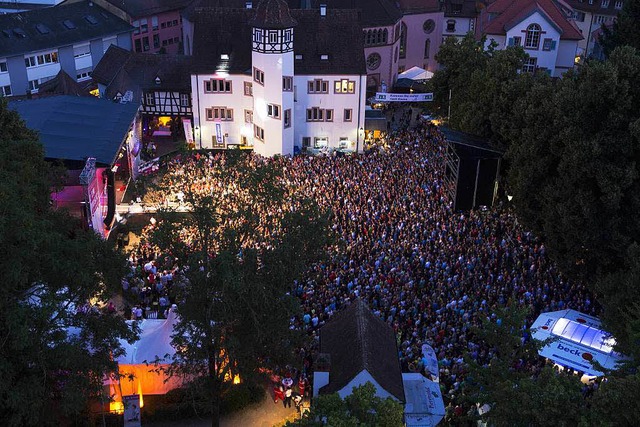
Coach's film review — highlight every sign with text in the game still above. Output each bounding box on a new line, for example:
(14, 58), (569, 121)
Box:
(123, 394), (141, 427)
(374, 92), (433, 102)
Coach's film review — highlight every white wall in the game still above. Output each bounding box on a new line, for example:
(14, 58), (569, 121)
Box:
(337, 370), (398, 401)
(555, 40), (579, 77)
(313, 371), (330, 398)
(506, 11), (561, 74)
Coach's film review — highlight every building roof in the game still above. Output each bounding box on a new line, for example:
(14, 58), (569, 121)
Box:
(250, 0), (298, 29)
(286, 0), (403, 27)
(318, 299), (405, 402)
(93, 45), (193, 100)
(565, 0), (620, 15)
(37, 70), (91, 97)
(8, 95), (139, 166)
(443, 0), (478, 18)
(190, 6), (366, 75)
(0, 1), (133, 58)
(481, 0), (583, 40)
(397, 0), (441, 14)
(101, 0), (195, 18)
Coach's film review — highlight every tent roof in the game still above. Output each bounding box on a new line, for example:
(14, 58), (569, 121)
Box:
(402, 373), (445, 427)
(398, 66), (433, 81)
(117, 310), (179, 365)
(9, 95), (139, 166)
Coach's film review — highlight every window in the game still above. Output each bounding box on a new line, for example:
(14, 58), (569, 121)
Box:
(135, 39), (142, 52)
(244, 110), (253, 123)
(284, 109), (291, 128)
(133, 20), (140, 35)
(267, 103), (281, 119)
(574, 11), (586, 21)
(615, 1), (623, 8)
(446, 20), (456, 32)
(161, 22), (166, 29)
(295, 54), (303, 60)
(28, 79), (39, 92)
(246, 1), (253, 8)
(180, 94), (189, 107)
(283, 76), (293, 91)
(306, 107), (324, 121)
(343, 108), (352, 122)
(399, 22), (407, 59)
(320, 3), (326, 16)
(143, 36), (150, 51)
(339, 137), (349, 148)
(204, 79), (232, 93)
(423, 19), (435, 34)
(366, 53), (381, 70)
(302, 137), (311, 148)
(76, 70), (91, 81)
(522, 57), (537, 73)
(307, 79), (329, 94)
(172, 19), (179, 26)
(325, 109), (333, 122)
(145, 93), (155, 105)
(205, 107), (234, 121)
(0, 61), (7, 73)
(424, 39), (431, 58)
(253, 67), (264, 85)
(244, 82), (253, 96)
(334, 79), (355, 94)
(542, 38), (555, 51)
(314, 137), (328, 148)
(73, 44), (90, 58)
(140, 19), (148, 33)
(152, 16), (158, 31)
(525, 24), (541, 49)
(601, 0), (610, 7)
(320, 54), (329, 60)
(153, 34), (160, 49)
(254, 125), (264, 141)
(1, 85), (11, 96)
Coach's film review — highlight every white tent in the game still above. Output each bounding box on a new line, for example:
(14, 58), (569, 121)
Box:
(531, 309), (627, 376)
(398, 66), (434, 81)
(116, 308), (186, 396)
(421, 344), (440, 383)
(402, 373), (445, 427)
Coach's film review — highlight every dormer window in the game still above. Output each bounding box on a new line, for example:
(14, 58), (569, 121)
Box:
(221, 54), (229, 60)
(320, 4), (326, 16)
(245, 1), (252, 8)
(320, 54), (329, 60)
(155, 76), (161, 85)
(295, 54), (303, 60)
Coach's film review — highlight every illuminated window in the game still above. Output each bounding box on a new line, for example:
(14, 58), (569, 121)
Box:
(334, 79), (355, 94)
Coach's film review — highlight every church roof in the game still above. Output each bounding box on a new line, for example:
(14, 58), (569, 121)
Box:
(318, 299), (405, 402)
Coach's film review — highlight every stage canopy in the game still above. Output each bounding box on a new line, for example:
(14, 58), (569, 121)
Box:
(398, 66), (433, 81)
(531, 309), (627, 376)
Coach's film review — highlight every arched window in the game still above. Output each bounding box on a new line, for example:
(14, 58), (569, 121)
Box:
(399, 22), (407, 59)
(376, 29), (382, 44)
(424, 39), (430, 59)
(366, 30), (372, 45)
(383, 29), (388, 43)
(525, 24), (541, 49)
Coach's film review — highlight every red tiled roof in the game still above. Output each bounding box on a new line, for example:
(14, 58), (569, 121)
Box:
(482, 0), (583, 40)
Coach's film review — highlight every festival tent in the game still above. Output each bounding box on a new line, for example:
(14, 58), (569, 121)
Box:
(398, 66), (434, 81)
(402, 373), (445, 427)
(115, 308), (186, 398)
(531, 309), (627, 376)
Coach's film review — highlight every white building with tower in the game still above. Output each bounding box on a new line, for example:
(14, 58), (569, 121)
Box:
(186, 0), (367, 156)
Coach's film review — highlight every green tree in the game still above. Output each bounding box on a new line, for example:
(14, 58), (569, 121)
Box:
(144, 152), (331, 426)
(285, 382), (404, 427)
(463, 308), (588, 427)
(0, 99), (136, 425)
(600, 0), (640, 57)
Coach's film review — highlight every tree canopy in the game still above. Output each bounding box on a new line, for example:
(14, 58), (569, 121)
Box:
(0, 97), (136, 425)
(285, 382), (404, 427)
(600, 0), (640, 57)
(141, 151), (331, 426)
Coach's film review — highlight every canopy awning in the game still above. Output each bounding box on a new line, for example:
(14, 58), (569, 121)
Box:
(398, 66), (433, 81)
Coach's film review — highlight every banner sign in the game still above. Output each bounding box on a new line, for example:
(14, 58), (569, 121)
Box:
(215, 123), (223, 145)
(182, 118), (195, 149)
(123, 394), (141, 427)
(374, 92), (433, 102)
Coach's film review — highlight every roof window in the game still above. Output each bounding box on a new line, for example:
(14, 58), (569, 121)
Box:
(320, 4), (326, 16)
(13, 28), (27, 38)
(63, 19), (76, 30)
(221, 54), (229, 60)
(320, 54), (329, 60)
(84, 15), (98, 25)
(295, 54), (303, 60)
(35, 24), (50, 35)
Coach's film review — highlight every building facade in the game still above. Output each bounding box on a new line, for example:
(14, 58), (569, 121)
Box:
(187, 1), (366, 156)
(477, 0), (583, 77)
(0, 0), (132, 97)
(566, 0), (620, 59)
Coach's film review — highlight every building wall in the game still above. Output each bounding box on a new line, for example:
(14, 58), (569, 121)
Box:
(399, 12), (444, 74)
(442, 16), (475, 41)
(1, 34), (131, 96)
(337, 370), (398, 401)
(363, 23), (400, 91)
(506, 12), (562, 75)
(556, 39), (579, 76)
(131, 10), (183, 54)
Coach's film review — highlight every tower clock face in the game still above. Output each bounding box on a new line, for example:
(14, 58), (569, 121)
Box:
(366, 52), (381, 70)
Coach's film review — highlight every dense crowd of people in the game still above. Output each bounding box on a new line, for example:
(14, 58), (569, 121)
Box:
(123, 112), (596, 418)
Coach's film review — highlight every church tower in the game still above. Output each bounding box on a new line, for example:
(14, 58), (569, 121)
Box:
(249, 0), (297, 156)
